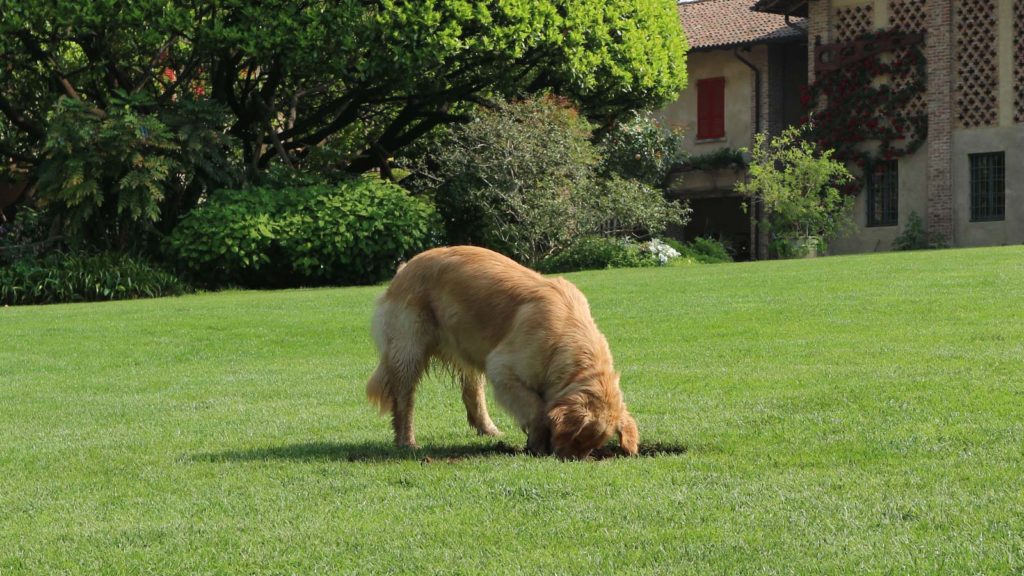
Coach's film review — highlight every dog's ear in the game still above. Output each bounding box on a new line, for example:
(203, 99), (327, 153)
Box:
(618, 407), (639, 456)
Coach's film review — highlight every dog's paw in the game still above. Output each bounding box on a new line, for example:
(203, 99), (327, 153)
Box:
(526, 430), (552, 456)
(477, 425), (503, 437)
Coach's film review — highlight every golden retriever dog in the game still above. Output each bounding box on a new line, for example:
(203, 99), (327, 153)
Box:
(366, 245), (639, 459)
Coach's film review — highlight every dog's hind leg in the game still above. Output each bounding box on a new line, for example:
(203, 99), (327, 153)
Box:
(367, 300), (432, 448)
(391, 378), (418, 448)
(367, 359), (424, 448)
(460, 371), (502, 437)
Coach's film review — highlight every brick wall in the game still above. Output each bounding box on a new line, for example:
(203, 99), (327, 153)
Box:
(926, 0), (954, 242)
(807, 0), (830, 84)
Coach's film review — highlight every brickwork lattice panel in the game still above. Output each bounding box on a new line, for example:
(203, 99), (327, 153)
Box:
(955, 0), (999, 128)
(1015, 0), (1024, 123)
(890, 0), (926, 33)
(890, 0), (927, 120)
(834, 4), (874, 43)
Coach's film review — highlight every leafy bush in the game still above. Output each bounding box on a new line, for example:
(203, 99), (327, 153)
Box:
(735, 125), (854, 258)
(683, 148), (746, 172)
(588, 176), (692, 239)
(599, 112), (686, 186)
(37, 95), (240, 250)
(423, 97), (687, 265)
(893, 211), (947, 250)
(537, 237), (687, 273)
(678, 237), (733, 264)
(0, 251), (189, 306)
(0, 207), (52, 265)
(166, 178), (440, 288)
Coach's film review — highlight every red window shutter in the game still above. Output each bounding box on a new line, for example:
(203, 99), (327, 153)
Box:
(697, 77), (726, 140)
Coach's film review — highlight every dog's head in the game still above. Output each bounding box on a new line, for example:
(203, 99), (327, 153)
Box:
(547, 373), (639, 459)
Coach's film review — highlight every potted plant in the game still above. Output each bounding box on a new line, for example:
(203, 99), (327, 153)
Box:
(735, 125), (854, 258)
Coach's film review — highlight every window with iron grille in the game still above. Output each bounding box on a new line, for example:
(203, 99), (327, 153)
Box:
(969, 152), (1005, 221)
(867, 160), (899, 227)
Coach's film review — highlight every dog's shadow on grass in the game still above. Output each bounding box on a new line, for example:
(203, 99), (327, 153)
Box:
(192, 440), (692, 464)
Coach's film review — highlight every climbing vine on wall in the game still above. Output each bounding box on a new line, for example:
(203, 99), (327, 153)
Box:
(802, 29), (927, 189)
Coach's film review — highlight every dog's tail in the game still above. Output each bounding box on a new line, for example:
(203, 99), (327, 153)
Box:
(366, 299), (396, 414)
(366, 362), (395, 415)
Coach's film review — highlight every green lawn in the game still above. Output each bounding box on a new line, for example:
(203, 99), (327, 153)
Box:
(2, 247), (1023, 575)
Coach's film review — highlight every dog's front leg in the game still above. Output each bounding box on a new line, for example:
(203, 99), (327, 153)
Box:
(525, 418), (552, 456)
(486, 358), (551, 455)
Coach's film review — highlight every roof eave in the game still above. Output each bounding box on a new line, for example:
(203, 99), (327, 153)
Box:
(689, 33), (807, 52)
(751, 0), (809, 17)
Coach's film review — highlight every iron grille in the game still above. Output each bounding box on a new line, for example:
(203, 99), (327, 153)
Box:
(867, 160), (899, 227)
(969, 152), (1005, 222)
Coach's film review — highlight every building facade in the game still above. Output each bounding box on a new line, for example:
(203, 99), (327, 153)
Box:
(757, 0), (1023, 252)
(658, 0), (808, 259)
(664, 0), (1022, 257)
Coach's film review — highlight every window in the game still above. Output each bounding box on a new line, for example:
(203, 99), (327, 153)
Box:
(697, 77), (725, 140)
(867, 160), (899, 227)
(970, 152), (1005, 221)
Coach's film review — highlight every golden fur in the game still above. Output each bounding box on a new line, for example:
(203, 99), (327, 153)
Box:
(366, 246), (639, 458)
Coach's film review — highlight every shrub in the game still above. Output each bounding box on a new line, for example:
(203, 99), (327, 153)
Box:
(893, 211), (947, 250)
(599, 112), (686, 186)
(166, 178), (440, 288)
(37, 96), (240, 251)
(682, 148), (746, 172)
(538, 236), (681, 273)
(587, 176), (692, 239)
(424, 97), (687, 265)
(0, 207), (53, 265)
(735, 125), (854, 258)
(0, 251), (189, 306)
(645, 239), (682, 265)
(678, 237), (733, 264)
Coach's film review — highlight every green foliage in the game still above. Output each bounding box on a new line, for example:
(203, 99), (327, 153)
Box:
(35, 96), (240, 249)
(735, 125), (855, 257)
(424, 97), (687, 265)
(683, 147), (747, 172)
(0, 207), (52, 264)
(0, 251), (189, 306)
(166, 179), (440, 288)
(2, 0), (687, 181)
(599, 112), (686, 186)
(537, 236), (659, 273)
(37, 97), (176, 245)
(589, 176), (692, 239)
(427, 97), (596, 264)
(676, 236), (734, 264)
(892, 211), (948, 251)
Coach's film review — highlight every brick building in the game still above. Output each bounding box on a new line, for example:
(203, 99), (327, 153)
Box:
(658, 0), (808, 259)
(662, 0), (1023, 256)
(755, 0), (1022, 252)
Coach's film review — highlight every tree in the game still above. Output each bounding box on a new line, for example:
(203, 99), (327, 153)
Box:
(422, 96), (687, 265)
(1, 0), (688, 182)
(735, 125), (854, 257)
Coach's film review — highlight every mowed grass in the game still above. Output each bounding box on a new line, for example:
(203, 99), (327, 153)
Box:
(2, 247), (1023, 575)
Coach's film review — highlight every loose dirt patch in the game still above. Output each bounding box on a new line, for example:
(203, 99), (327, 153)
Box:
(419, 441), (688, 463)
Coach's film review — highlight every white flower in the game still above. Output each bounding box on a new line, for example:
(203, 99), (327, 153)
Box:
(645, 239), (680, 265)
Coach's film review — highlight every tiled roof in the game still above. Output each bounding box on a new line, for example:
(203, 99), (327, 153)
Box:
(678, 0), (807, 51)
